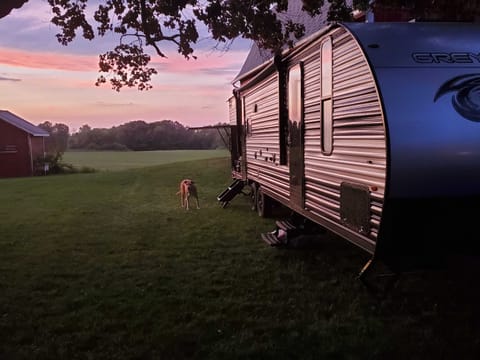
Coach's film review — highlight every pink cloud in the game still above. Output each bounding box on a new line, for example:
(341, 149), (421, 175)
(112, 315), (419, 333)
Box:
(0, 46), (247, 76)
(0, 47), (97, 71)
(0, 47), (245, 85)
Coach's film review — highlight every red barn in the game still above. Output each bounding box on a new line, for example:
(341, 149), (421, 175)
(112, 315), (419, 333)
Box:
(0, 110), (49, 178)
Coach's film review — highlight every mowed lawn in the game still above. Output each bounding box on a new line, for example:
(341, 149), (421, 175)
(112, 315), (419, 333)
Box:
(1, 155), (480, 359)
(63, 149), (229, 171)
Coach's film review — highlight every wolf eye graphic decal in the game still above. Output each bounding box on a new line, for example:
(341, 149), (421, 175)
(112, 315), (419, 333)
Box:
(434, 74), (480, 122)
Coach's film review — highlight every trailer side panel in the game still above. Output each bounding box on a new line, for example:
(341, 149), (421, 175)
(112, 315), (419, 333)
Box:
(244, 73), (290, 203)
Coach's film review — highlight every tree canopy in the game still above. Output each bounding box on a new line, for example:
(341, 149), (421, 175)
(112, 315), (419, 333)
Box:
(0, 0), (27, 19)
(0, 0), (364, 91)
(68, 120), (226, 151)
(1, 1), (479, 91)
(38, 121), (70, 156)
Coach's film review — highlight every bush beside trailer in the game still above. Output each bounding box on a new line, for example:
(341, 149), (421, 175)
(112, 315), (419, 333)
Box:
(219, 22), (480, 273)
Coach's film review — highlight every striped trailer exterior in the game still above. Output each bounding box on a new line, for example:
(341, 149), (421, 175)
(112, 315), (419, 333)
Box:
(221, 22), (480, 272)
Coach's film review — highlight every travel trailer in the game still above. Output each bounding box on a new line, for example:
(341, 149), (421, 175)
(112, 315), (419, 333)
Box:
(218, 22), (480, 273)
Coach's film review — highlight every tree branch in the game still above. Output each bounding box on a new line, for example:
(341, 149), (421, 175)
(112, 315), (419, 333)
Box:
(0, 0), (28, 19)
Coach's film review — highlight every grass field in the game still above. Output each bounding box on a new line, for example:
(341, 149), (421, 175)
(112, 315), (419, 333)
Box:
(63, 149), (229, 171)
(1, 155), (480, 359)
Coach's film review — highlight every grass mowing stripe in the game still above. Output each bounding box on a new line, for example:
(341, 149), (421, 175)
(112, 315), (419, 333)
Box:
(63, 149), (229, 171)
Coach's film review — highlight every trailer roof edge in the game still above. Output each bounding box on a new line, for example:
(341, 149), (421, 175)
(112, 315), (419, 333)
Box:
(232, 23), (339, 86)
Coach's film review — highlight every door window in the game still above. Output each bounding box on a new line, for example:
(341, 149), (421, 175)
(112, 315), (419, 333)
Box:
(320, 38), (333, 155)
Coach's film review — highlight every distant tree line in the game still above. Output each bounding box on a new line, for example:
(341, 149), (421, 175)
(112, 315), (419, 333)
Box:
(68, 120), (226, 151)
(38, 119), (227, 153)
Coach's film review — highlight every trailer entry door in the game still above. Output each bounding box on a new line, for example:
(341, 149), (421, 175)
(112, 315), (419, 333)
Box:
(288, 62), (305, 210)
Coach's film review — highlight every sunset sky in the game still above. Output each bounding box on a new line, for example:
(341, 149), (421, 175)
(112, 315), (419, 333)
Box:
(0, 1), (251, 132)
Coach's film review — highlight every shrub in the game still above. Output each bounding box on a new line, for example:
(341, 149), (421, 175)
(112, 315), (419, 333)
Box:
(35, 153), (97, 175)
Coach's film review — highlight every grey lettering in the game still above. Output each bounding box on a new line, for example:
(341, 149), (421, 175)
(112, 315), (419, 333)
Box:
(412, 52), (480, 64)
(451, 52), (473, 63)
(431, 53), (454, 63)
(412, 53), (433, 63)
(470, 53), (480, 62)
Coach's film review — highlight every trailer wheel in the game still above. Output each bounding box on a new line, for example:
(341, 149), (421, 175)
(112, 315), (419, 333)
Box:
(250, 182), (257, 211)
(256, 186), (271, 218)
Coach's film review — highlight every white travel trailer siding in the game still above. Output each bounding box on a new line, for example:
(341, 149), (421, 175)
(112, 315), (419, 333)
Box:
(226, 22), (480, 270)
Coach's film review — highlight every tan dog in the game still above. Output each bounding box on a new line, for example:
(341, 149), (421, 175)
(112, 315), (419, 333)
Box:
(177, 179), (200, 210)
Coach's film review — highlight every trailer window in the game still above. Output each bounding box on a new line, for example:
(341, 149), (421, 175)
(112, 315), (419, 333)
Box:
(242, 96), (251, 137)
(321, 37), (333, 155)
(322, 99), (332, 153)
(288, 64), (302, 123)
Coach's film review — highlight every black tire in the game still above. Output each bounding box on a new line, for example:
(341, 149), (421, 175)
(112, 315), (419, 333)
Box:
(250, 182), (257, 211)
(256, 186), (271, 218)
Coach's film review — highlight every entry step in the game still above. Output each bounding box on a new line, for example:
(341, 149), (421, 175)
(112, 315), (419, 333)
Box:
(261, 215), (328, 249)
(275, 220), (296, 231)
(217, 179), (244, 207)
(260, 232), (286, 247)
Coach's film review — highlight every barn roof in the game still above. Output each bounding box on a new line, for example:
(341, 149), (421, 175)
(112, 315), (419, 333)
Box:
(0, 110), (49, 137)
(233, 0), (331, 83)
